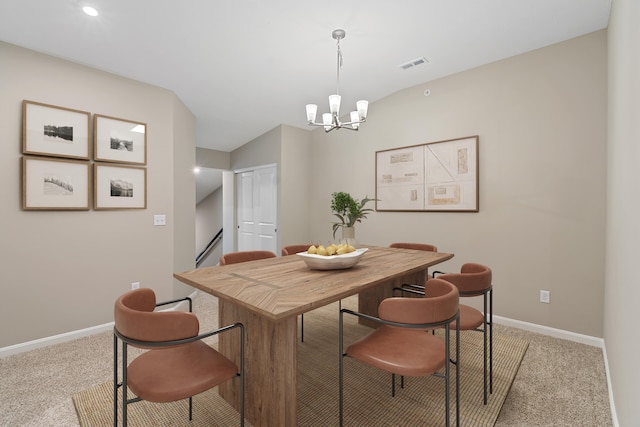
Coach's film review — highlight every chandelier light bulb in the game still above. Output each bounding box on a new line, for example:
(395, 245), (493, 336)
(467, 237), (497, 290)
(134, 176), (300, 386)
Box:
(356, 100), (369, 120)
(306, 104), (318, 123)
(322, 113), (332, 131)
(350, 111), (360, 129)
(328, 94), (341, 115)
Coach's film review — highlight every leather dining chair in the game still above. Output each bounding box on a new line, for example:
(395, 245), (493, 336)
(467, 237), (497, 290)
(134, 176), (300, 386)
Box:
(219, 250), (276, 265)
(281, 245), (313, 341)
(389, 242), (438, 288)
(432, 263), (493, 404)
(281, 244), (312, 256)
(113, 288), (245, 426)
(339, 278), (460, 427)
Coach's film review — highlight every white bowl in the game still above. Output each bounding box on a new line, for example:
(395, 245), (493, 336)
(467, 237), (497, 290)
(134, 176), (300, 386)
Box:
(296, 247), (368, 270)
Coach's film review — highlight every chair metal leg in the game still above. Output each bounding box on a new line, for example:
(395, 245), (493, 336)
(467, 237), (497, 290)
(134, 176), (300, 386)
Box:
(122, 343), (128, 427)
(189, 396), (193, 420)
(483, 291), (488, 405)
(455, 322), (460, 427)
(489, 287), (493, 395)
(339, 311), (345, 427)
(301, 314), (304, 342)
(444, 323), (450, 427)
(113, 334), (118, 427)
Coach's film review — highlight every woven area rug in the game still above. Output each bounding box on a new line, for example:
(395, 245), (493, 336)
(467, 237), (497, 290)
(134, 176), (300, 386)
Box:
(73, 297), (528, 426)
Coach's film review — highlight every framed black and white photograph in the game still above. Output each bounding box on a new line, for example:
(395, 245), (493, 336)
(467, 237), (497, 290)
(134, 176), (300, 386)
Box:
(22, 156), (90, 210)
(22, 100), (90, 160)
(94, 163), (146, 210)
(376, 135), (479, 212)
(94, 114), (146, 165)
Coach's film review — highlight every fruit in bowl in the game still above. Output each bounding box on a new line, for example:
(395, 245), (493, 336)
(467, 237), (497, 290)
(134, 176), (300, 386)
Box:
(307, 243), (356, 256)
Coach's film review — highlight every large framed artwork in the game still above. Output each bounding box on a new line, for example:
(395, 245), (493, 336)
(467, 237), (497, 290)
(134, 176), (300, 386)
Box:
(375, 135), (479, 212)
(22, 100), (90, 160)
(22, 156), (90, 210)
(94, 163), (146, 210)
(94, 114), (147, 165)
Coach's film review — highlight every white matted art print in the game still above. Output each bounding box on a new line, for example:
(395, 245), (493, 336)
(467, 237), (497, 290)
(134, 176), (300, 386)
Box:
(94, 163), (146, 209)
(22, 100), (90, 160)
(375, 136), (478, 212)
(22, 156), (90, 210)
(94, 114), (146, 165)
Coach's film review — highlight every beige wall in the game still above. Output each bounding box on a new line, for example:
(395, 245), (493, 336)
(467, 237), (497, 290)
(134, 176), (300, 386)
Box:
(279, 125), (312, 249)
(307, 31), (607, 337)
(605, 0), (640, 424)
(0, 42), (195, 347)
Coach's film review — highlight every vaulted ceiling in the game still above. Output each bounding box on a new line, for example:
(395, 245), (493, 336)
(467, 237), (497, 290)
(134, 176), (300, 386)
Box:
(0, 1), (611, 154)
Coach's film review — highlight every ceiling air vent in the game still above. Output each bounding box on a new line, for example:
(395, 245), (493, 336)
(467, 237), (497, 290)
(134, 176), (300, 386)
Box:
(399, 56), (429, 70)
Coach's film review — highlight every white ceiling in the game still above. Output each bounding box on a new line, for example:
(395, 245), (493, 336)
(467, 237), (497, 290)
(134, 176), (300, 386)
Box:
(1, 0), (610, 155)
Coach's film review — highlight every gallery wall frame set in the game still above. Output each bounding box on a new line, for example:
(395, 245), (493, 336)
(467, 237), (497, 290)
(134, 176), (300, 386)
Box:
(375, 135), (479, 212)
(21, 100), (147, 211)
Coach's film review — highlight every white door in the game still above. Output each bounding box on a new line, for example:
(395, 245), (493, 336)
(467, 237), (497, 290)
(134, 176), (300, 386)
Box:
(236, 166), (277, 253)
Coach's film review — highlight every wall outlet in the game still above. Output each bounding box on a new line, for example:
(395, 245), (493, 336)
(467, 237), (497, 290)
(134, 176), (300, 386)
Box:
(131, 282), (140, 290)
(540, 290), (550, 303)
(153, 214), (166, 226)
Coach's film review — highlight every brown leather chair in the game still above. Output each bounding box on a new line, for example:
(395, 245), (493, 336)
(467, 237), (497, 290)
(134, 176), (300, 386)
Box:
(389, 242), (438, 252)
(113, 288), (245, 426)
(390, 242), (438, 289)
(219, 250), (276, 265)
(281, 244), (312, 256)
(339, 279), (460, 427)
(434, 263), (493, 405)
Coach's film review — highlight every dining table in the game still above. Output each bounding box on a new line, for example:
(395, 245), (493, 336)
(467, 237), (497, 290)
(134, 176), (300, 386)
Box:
(173, 245), (454, 426)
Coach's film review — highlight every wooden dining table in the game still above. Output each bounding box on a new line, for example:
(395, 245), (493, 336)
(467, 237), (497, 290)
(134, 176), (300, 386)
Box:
(173, 245), (453, 426)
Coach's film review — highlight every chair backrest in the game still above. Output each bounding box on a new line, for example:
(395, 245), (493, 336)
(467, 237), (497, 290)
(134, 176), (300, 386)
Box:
(281, 244), (312, 256)
(437, 263), (492, 296)
(389, 242), (438, 252)
(378, 278), (459, 325)
(219, 250), (277, 265)
(114, 288), (199, 343)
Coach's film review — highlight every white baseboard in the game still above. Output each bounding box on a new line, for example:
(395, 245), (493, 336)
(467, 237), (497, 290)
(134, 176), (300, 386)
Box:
(0, 322), (115, 359)
(0, 290), (199, 359)
(493, 315), (604, 347)
(601, 343), (620, 427)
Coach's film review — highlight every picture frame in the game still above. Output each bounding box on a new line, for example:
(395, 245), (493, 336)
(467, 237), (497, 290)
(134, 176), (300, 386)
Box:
(22, 100), (90, 160)
(22, 156), (90, 210)
(375, 135), (479, 212)
(94, 163), (146, 210)
(94, 114), (146, 165)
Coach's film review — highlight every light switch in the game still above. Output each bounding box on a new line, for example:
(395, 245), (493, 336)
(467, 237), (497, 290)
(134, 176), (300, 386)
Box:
(154, 214), (166, 226)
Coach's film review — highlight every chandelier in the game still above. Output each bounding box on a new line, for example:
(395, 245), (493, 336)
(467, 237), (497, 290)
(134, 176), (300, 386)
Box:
(305, 29), (368, 132)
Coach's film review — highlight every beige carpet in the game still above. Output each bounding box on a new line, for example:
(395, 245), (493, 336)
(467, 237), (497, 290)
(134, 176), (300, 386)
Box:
(73, 298), (528, 426)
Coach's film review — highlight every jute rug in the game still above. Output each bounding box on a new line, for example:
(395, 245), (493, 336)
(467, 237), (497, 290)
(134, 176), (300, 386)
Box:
(73, 297), (528, 426)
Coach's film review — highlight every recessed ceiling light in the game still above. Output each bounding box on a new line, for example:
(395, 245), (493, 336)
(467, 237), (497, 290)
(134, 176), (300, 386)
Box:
(82, 6), (99, 17)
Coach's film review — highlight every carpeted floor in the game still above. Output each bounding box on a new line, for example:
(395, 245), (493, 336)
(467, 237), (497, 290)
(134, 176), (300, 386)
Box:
(73, 296), (528, 426)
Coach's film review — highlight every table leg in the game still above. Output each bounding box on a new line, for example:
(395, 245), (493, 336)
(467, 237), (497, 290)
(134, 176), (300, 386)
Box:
(218, 299), (298, 426)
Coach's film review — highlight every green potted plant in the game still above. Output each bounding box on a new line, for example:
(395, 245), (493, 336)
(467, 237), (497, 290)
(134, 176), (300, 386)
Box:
(330, 192), (377, 244)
